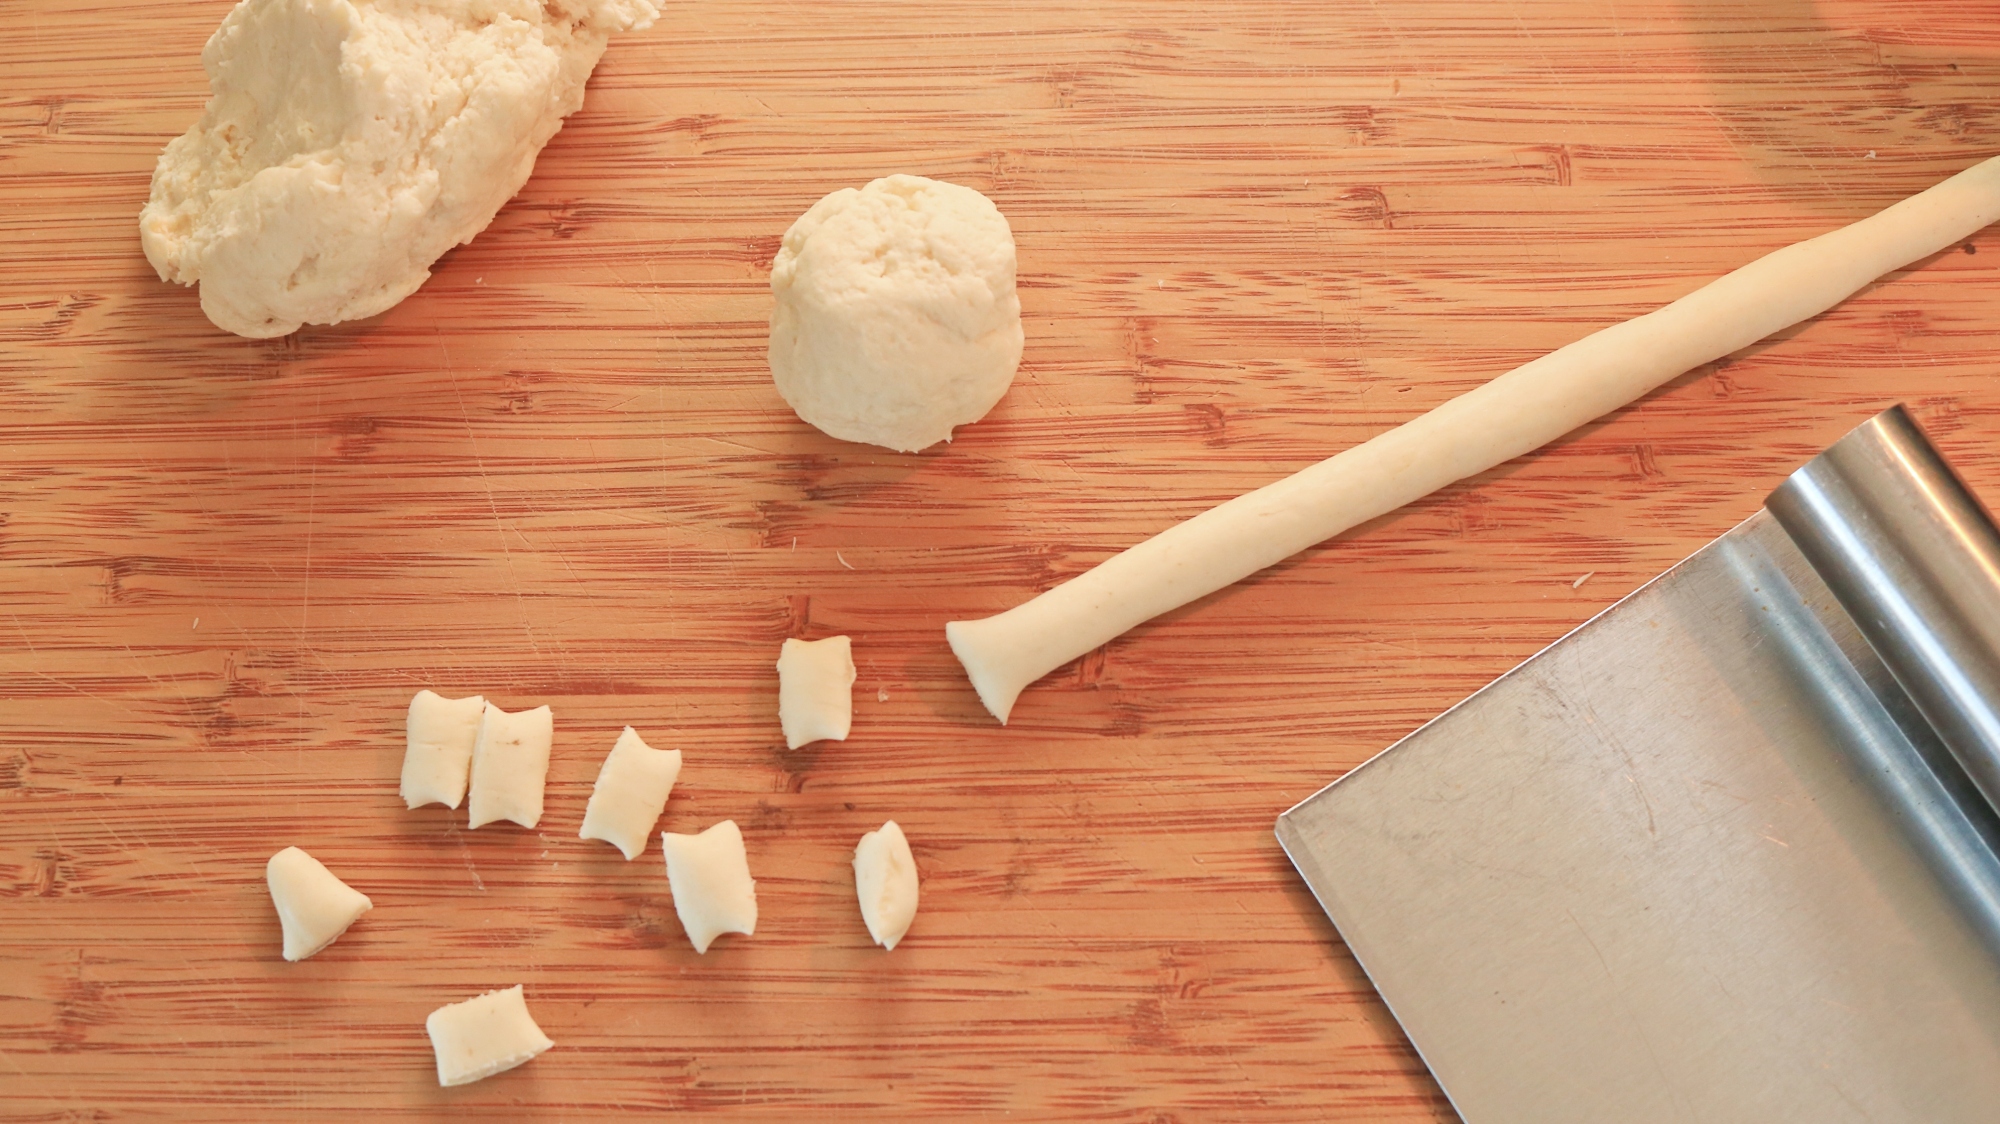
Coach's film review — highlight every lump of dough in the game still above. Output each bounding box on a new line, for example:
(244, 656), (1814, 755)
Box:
(769, 174), (1023, 452)
(660, 820), (757, 954)
(400, 689), (484, 810)
(266, 846), (372, 961)
(776, 635), (856, 749)
(579, 726), (682, 860)
(467, 703), (553, 830)
(139, 0), (660, 338)
(853, 820), (919, 951)
(425, 985), (554, 1087)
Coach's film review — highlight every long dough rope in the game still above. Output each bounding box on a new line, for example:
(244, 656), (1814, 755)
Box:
(948, 154), (2000, 724)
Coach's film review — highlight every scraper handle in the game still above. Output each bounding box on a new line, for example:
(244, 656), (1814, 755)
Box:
(1767, 404), (2000, 822)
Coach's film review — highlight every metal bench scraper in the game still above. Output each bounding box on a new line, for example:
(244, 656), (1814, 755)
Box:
(1277, 404), (2000, 1123)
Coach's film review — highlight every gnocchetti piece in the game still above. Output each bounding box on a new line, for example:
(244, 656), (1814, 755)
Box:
(661, 820), (757, 954)
(266, 846), (373, 962)
(467, 703), (554, 830)
(424, 985), (554, 1087)
(400, 689), (485, 810)
(853, 820), (919, 951)
(579, 726), (682, 860)
(776, 635), (856, 749)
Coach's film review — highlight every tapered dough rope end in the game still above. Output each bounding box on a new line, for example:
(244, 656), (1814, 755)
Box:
(946, 616), (1034, 724)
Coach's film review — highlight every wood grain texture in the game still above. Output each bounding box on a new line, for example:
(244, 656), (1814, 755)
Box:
(3, 0), (1999, 1118)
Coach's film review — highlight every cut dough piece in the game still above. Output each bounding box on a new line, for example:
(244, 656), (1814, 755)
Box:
(266, 846), (372, 961)
(467, 703), (554, 830)
(769, 174), (1023, 452)
(579, 727), (682, 860)
(425, 985), (554, 1087)
(853, 821), (919, 951)
(777, 635), (856, 749)
(140, 0), (660, 337)
(947, 153), (2000, 722)
(400, 689), (484, 809)
(660, 820), (757, 954)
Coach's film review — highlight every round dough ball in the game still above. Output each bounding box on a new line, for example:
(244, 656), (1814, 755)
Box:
(769, 175), (1023, 452)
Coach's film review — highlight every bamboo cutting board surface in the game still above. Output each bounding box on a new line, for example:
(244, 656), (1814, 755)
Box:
(4, 1), (2000, 1118)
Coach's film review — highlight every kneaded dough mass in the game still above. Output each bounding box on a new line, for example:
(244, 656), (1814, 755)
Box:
(140, 0), (659, 338)
(769, 174), (1023, 452)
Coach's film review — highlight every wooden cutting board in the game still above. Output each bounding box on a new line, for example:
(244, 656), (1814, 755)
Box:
(4, 1), (1998, 1118)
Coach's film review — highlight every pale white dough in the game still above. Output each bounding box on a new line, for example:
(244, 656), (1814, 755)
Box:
(579, 726), (682, 860)
(140, 0), (660, 338)
(660, 820), (757, 954)
(948, 154), (2000, 722)
(853, 820), (919, 951)
(266, 846), (372, 961)
(400, 689), (484, 809)
(466, 703), (554, 829)
(425, 984), (554, 1087)
(776, 635), (856, 749)
(769, 174), (1023, 451)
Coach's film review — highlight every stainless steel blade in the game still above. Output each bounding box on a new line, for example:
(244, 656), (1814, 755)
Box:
(1278, 407), (2000, 1123)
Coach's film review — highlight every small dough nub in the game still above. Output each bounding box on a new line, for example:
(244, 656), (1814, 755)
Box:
(660, 820), (757, 954)
(425, 985), (554, 1087)
(853, 821), (919, 950)
(400, 689), (485, 809)
(266, 846), (372, 962)
(776, 635), (856, 749)
(579, 727), (682, 860)
(467, 703), (554, 830)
